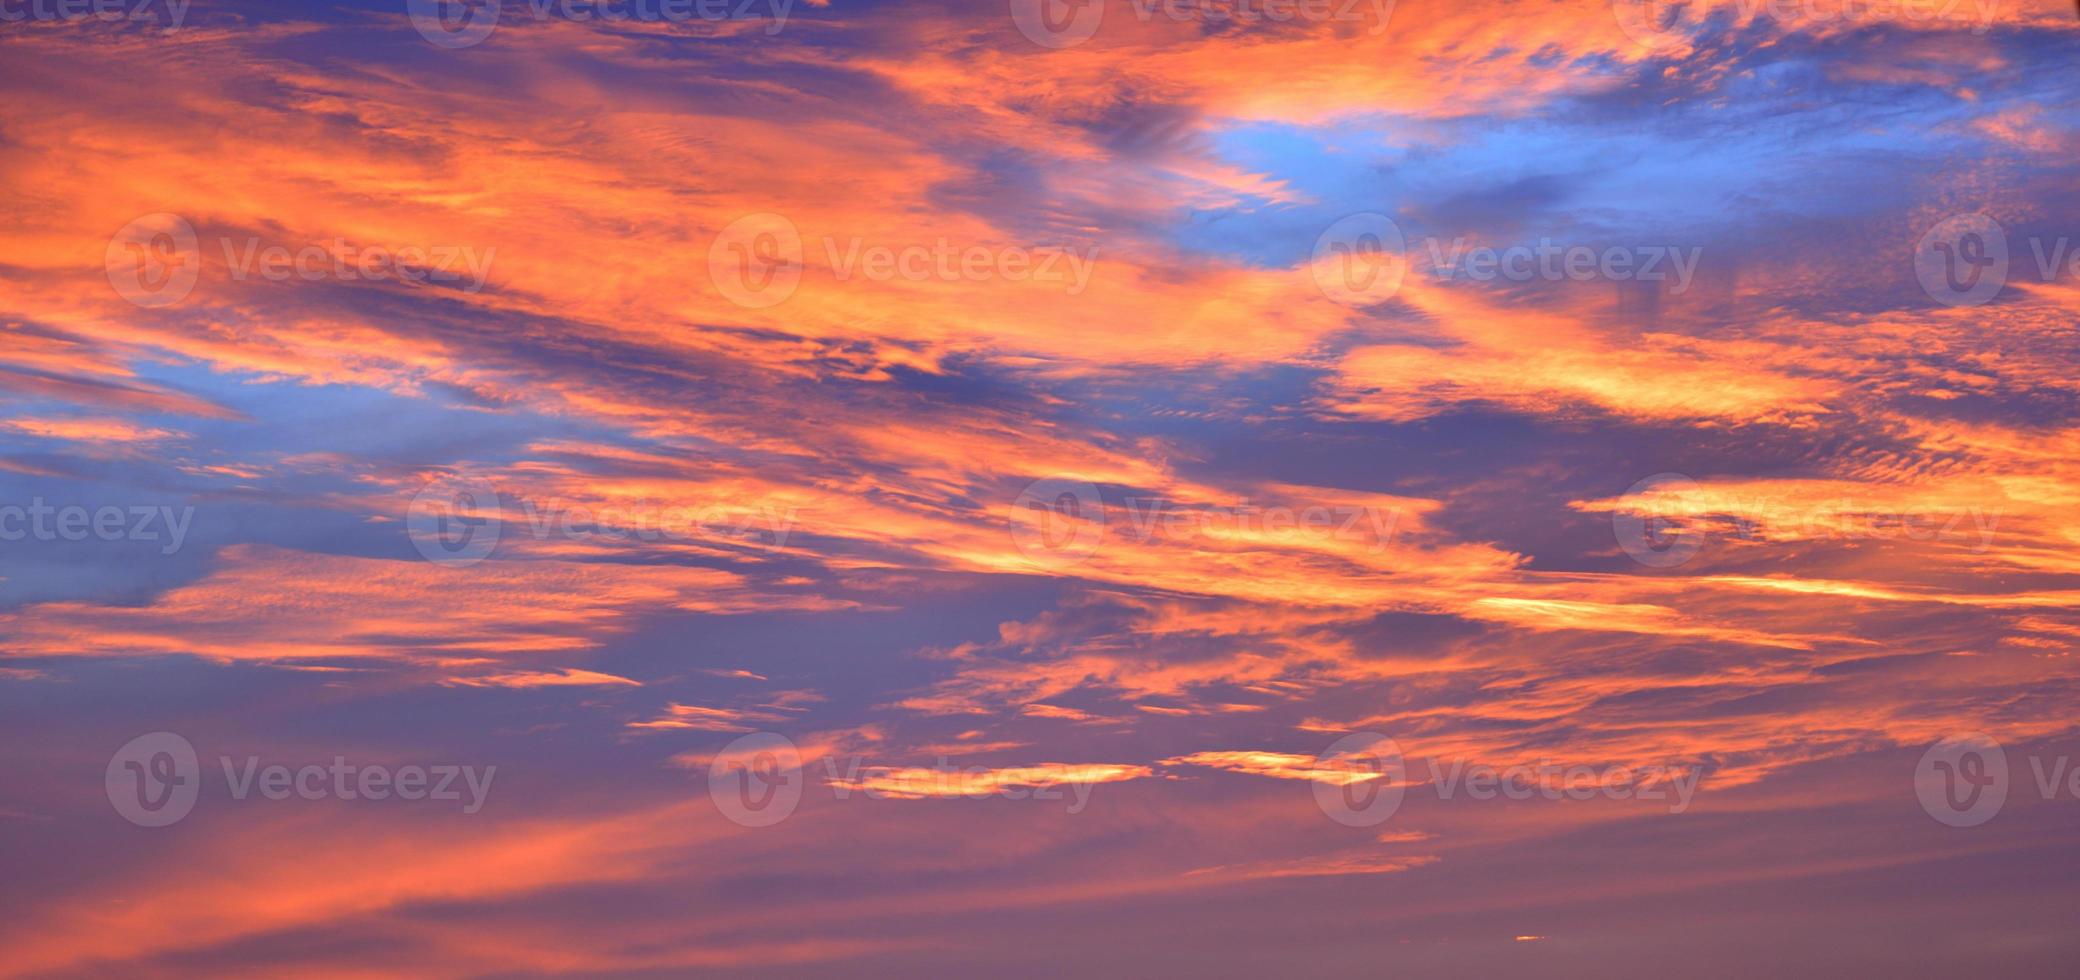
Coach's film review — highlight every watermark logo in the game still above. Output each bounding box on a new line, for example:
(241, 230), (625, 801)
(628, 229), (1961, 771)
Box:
(1010, 478), (1108, 568)
(0, 0), (189, 31)
(219, 756), (494, 813)
(1424, 238), (1702, 293)
(106, 732), (200, 828)
(707, 214), (1101, 310)
(1012, 0), (1395, 49)
(1312, 732), (1405, 827)
(107, 734), (497, 826)
(219, 237), (496, 293)
(1313, 214), (1704, 303)
(1611, 472), (1707, 568)
(105, 213), (199, 308)
(1599, 472), (2000, 567)
(1914, 213), (2080, 308)
(407, 0), (500, 47)
(408, 476), (504, 567)
(822, 758), (1125, 813)
(1008, 481), (1403, 568)
(1912, 734), (2080, 828)
(824, 238), (1098, 294)
(1009, 0), (1105, 48)
(1429, 758), (1703, 812)
(1610, 0), (1708, 53)
(1612, 0), (1999, 54)
(406, 476), (800, 565)
(1312, 213), (1407, 307)
(106, 214), (498, 308)
(1915, 733), (2007, 827)
(1916, 213), (2008, 307)
(701, 735), (1133, 823)
(709, 212), (804, 309)
(707, 731), (804, 827)
(0, 499), (196, 555)
(410, 0), (797, 48)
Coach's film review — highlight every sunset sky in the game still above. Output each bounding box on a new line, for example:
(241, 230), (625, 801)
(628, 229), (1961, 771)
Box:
(4, 0), (2080, 975)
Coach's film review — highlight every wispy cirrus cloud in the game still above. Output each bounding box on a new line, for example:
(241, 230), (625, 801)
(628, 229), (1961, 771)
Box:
(3, 0), (2079, 974)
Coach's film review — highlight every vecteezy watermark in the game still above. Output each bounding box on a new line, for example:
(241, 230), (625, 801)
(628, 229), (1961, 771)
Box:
(408, 0), (798, 49)
(707, 732), (803, 827)
(1913, 733), (2080, 827)
(1010, 0), (1396, 49)
(1008, 477), (1404, 568)
(819, 757), (1121, 813)
(1311, 212), (1408, 307)
(1422, 237), (1702, 294)
(1915, 733), (2006, 827)
(103, 213), (199, 309)
(0, 0), (187, 31)
(1611, 0), (1998, 54)
(107, 732), (497, 827)
(1311, 214), (1701, 306)
(408, 475), (504, 567)
(105, 733), (200, 827)
(407, 475), (800, 567)
(1915, 213), (2080, 308)
(1312, 733), (1407, 827)
(1609, 472), (1708, 568)
(706, 212), (1099, 309)
(1602, 472), (2000, 569)
(0, 499), (194, 555)
(1010, 478), (1109, 567)
(1305, 734), (1700, 825)
(704, 732), (1129, 827)
(1915, 733), (2080, 827)
(105, 214), (496, 308)
(215, 236), (495, 293)
(1429, 758), (1703, 813)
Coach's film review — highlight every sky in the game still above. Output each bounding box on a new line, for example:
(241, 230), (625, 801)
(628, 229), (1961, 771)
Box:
(2, 0), (2079, 975)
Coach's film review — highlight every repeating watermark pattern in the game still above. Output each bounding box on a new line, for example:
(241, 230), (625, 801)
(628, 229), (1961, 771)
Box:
(105, 213), (200, 308)
(819, 758), (1114, 813)
(1010, 478), (1109, 567)
(105, 733), (199, 827)
(0, 499), (195, 555)
(1915, 733), (2006, 827)
(407, 475), (800, 567)
(1611, 472), (1707, 568)
(409, 0), (798, 48)
(0, 0), (187, 31)
(1311, 212), (1408, 307)
(1429, 759), (1703, 812)
(106, 214), (496, 308)
(1010, 0), (1397, 49)
(1608, 472), (2000, 568)
(1312, 214), (1701, 306)
(1915, 213), (2080, 307)
(708, 213), (803, 310)
(707, 212), (1100, 309)
(217, 236), (496, 293)
(1009, 477), (1404, 568)
(1914, 734), (2080, 828)
(1611, 0), (1999, 54)
(408, 476), (504, 566)
(707, 732), (804, 827)
(1312, 732), (1406, 827)
(107, 732), (496, 827)
(1917, 213), (2007, 307)
(704, 732), (1124, 826)
(1423, 238), (1703, 294)
(1307, 733), (1702, 826)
